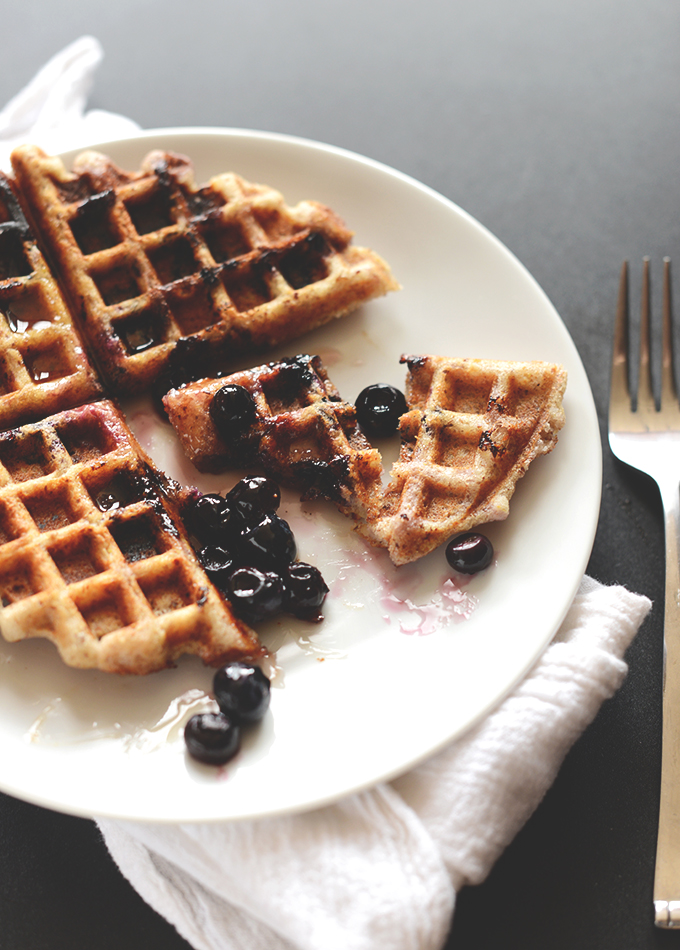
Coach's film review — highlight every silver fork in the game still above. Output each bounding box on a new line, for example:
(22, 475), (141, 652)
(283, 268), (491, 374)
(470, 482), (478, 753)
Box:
(609, 257), (680, 928)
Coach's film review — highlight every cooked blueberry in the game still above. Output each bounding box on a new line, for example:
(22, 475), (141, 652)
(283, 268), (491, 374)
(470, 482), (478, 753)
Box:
(184, 492), (242, 545)
(445, 532), (494, 574)
(355, 384), (408, 438)
(293, 458), (346, 500)
(275, 356), (314, 394)
(198, 544), (236, 590)
(284, 561), (329, 620)
(176, 336), (209, 370)
(239, 513), (297, 570)
(210, 384), (258, 439)
(213, 661), (271, 724)
(184, 711), (241, 765)
(154, 337), (235, 408)
(227, 475), (281, 520)
(158, 337), (213, 397)
(184, 492), (228, 533)
(226, 566), (285, 623)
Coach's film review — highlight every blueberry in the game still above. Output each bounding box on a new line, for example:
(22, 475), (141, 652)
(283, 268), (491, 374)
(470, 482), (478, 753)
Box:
(284, 562), (329, 620)
(154, 337), (210, 402)
(293, 458), (346, 500)
(239, 513), (297, 570)
(198, 544), (236, 591)
(274, 356), (314, 396)
(184, 711), (241, 765)
(227, 475), (281, 521)
(226, 566), (285, 623)
(445, 532), (494, 574)
(184, 492), (228, 534)
(210, 384), (258, 440)
(184, 492), (243, 545)
(213, 662), (271, 724)
(174, 337), (212, 378)
(355, 384), (408, 438)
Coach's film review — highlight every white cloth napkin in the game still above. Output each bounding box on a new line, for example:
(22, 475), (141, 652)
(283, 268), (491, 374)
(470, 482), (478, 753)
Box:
(97, 577), (650, 950)
(0, 35), (139, 172)
(0, 39), (654, 950)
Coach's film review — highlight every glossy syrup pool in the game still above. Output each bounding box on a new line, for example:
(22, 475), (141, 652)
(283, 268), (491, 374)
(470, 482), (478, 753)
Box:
(24, 688), (217, 752)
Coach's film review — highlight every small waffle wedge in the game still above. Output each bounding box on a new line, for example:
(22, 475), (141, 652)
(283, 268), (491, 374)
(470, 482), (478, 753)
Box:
(163, 354), (384, 521)
(360, 355), (567, 565)
(0, 399), (262, 674)
(10, 145), (398, 395)
(0, 172), (101, 429)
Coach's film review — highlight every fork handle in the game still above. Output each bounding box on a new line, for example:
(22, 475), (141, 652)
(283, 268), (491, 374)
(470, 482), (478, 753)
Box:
(654, 480), (680, 927)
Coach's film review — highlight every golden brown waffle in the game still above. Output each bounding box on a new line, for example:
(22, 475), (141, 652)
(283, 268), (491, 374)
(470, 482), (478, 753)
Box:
(10, 145), (398, 396)
(0, 172), (102, 429)
(0, 399), (262, 674)
(163, 354), (384, 521)
(359, 355), (567, 564)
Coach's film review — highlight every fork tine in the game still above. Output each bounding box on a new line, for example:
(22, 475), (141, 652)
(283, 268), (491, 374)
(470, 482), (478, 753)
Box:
(638, 257), (656, 413)
(660, 258), (677, 409)
(610, 261), (631, 419)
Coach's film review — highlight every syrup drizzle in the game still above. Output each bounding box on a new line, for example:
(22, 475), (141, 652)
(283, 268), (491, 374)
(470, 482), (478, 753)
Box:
(290, 504), (480, 637)
(24, 688), (216, 751)
(381, 574), (477, 635)
(331, 546), (478, 636)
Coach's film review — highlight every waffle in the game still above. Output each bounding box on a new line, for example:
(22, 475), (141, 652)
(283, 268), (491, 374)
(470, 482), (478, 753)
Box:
(10, 145), (398, 396)
(0, 399), (262, 674)
(0, 172), (101, 429)
(359, 355), (567, 564)
(163, 354), (384, 521)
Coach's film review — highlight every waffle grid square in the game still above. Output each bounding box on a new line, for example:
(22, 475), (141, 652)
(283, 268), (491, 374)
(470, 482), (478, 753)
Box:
(0, 400), (260, 673)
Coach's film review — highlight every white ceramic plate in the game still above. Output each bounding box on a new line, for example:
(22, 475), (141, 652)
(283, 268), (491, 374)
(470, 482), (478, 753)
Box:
(0, 129), (601, 822)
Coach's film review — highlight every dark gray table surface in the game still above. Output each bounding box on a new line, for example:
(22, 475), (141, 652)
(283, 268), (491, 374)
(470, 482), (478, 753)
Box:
(1, 2), (679, 948)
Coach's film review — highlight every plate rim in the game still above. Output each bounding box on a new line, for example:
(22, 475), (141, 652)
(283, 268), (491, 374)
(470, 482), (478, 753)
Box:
(0, 126), (602, 822)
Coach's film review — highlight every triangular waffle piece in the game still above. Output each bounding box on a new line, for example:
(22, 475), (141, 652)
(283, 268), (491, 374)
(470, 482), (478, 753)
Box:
(359, 355), (567, 565)
(0, 172), (102, 428)
(163, 354), (384, 521)
(10, 145), (398, 395)
(0, 399), (262, 673)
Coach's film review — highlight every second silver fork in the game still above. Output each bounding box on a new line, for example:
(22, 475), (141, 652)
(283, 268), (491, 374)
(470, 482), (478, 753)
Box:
(608, 257), (680, 928)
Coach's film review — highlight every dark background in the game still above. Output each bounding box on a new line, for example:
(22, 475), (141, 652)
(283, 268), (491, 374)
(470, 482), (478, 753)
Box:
(1, 1), (678, 947)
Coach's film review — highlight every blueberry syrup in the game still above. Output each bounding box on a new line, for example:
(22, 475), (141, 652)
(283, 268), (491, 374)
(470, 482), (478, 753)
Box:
(380, 574), (477, 635)
(316, 534), (479, 636)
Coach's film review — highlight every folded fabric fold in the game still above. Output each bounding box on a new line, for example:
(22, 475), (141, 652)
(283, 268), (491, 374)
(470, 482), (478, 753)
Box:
(0, 35), (139, 172)
(98, 577), (651, 950)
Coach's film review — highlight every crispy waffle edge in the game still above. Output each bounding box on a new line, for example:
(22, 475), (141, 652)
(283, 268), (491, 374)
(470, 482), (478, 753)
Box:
(0, 399), (263, 674)
(357, 354), (568, 565)
(9, 144), (400, 397)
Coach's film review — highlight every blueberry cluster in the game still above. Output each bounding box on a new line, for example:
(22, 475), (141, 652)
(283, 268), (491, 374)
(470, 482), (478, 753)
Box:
(185, 475), (329, 625)
(185, 661), (271, 766)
